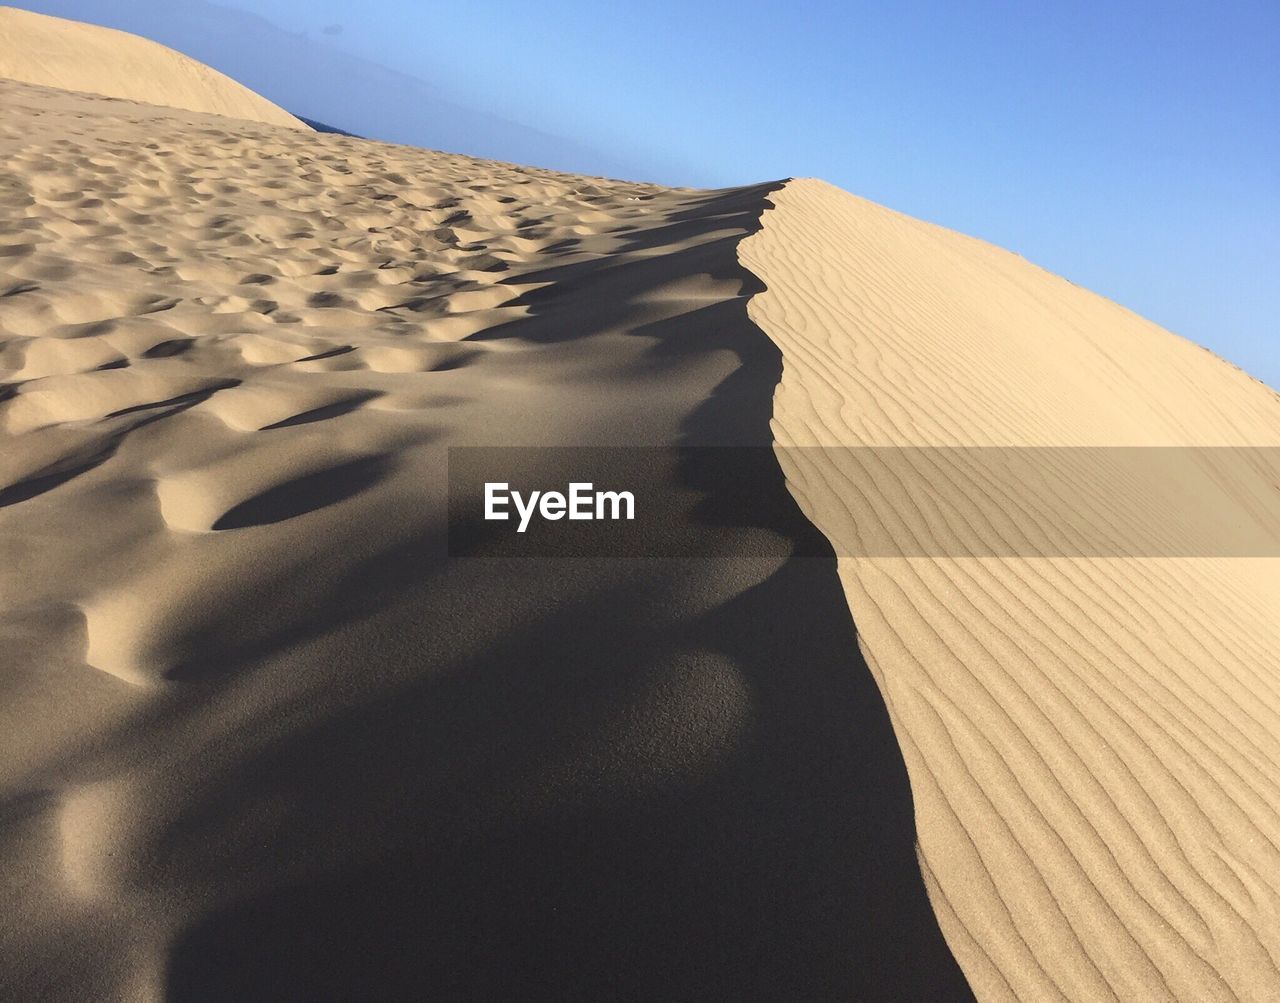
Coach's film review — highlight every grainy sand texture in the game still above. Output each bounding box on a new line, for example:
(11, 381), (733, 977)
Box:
(0, 73), (968, 1000)
(742, 180), (1280, 1000)
(3, 10), (1279, 1003)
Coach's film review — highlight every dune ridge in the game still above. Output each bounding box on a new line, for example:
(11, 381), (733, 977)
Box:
(742, 178), (1280, 1000)
(5, 15), (1279, 997)
(0, 6), (307, 129)
(0, 77), (973, 999)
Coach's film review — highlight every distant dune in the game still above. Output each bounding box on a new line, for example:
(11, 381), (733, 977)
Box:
(13, 0), (648, 180)
(0, 6), (306, 129)
(2, 13), (1279, 1003)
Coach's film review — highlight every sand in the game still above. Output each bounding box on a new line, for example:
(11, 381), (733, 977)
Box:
(0, 76), (971, 999)
(3, 18), (1280, 1003)
(0, 6), (307, 130)
(742, 180), (1280, 1000)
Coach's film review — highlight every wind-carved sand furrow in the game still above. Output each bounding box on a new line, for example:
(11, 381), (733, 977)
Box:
(803, 414), (1274, 987)
(906, 575), (1244, 997)
(969, 560), (1280, 869)
(882, 559), (1234, 976)
(920, 684), (1196, 1000)
(922, 549), (1280, 851)
(858, 611), (1076, 1000)
(912, 686), (1111, 999)
(742, 179), (1280, 1000)
(912, 565), (1229, 945)
(919, 844), (1028, 1000)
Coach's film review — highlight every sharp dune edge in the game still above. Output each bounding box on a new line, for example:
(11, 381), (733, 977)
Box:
(2, 22), (1280, 1003)
(0, 76), (972, 1000)
(743, 184), (1280, 1000)
(0, 7), (308, 130)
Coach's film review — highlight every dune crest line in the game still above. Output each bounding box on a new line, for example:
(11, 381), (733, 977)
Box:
(1, 73), (977, 998)
(741, 177), (1280, 1001)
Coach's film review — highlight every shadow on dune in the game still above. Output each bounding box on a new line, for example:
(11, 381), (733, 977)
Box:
(0, 381), (239, 509)
(212, 454), (396, 531)
(164, 185), (973, 1001)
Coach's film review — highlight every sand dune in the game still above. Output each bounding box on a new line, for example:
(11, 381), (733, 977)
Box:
(15, 0), (641, 178)
(0, 6), (306, 129)
(742, 180), (1280, 1000)
(0, 77), (971, 999)
(4, 19), (1279, 1001)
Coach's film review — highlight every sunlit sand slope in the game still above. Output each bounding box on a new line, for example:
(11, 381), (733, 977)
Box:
(0, 6), (306, 129)
(743, 178), (1280, 1001)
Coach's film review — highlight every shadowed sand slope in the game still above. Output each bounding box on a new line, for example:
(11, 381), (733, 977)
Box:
(743, 179), (1280, 1001)
(0, 6), (307, 129)
(0, 80), (972, 1000)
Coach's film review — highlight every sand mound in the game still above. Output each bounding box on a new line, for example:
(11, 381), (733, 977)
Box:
(743, 178), (1280, 1000)
(6, 16), (1278, 997)
(0, 6), (306, 129)
(0, 78), (974, 999)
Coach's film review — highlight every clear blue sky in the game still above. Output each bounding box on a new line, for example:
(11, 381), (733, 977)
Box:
(30, 1), (1280, 389)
